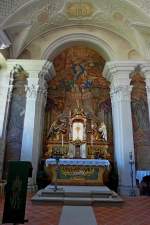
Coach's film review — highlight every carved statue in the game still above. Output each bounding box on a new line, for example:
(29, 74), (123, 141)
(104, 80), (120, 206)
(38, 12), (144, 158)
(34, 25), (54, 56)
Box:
(47, 115), (67, 139)
(47, 120), (60, 139)
(98, 122), (107, 141)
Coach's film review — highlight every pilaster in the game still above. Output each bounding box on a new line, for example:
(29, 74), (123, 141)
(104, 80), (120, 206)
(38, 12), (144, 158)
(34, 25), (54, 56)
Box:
(140, 63), (150, 122)
(20, 60), (55, 185)
(0, 61), (19, 178)
(103, 61), (137, 196)
(0, 61), (16, 138)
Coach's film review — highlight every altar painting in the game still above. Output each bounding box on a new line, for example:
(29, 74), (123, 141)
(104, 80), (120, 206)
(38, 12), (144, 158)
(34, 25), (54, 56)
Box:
(43, 46), (113, 160)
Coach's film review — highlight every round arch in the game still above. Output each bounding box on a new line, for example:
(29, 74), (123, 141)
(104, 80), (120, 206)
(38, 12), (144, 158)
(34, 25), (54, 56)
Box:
(41, 33), (115, 61)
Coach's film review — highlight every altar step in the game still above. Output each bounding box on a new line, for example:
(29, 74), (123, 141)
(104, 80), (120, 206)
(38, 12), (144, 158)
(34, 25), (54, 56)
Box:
(32, 185), (123, 206)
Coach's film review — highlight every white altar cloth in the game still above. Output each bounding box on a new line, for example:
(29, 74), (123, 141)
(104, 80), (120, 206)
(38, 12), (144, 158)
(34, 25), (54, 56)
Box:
(45, 158), (110, 167)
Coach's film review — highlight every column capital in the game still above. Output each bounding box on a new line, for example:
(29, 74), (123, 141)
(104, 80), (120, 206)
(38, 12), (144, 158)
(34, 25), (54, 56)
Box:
(103, 61), (134, 103)
(39, 61), (56, 81)
(7, 59), (55, 79)
(8, 60), (56, 100)
(140, 64), (150, 97)
(140, 63), (150, 79)
(103, 61), (138, 85)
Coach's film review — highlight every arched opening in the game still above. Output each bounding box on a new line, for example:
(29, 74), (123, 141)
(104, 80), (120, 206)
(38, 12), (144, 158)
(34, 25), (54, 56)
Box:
(42, 33), (114, 61)
(41, 45), (114, 185)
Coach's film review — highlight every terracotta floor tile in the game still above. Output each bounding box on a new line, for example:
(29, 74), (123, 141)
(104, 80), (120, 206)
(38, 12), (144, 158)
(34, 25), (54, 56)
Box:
(94, 196), (150, 225)
(0, 195), (150, 225)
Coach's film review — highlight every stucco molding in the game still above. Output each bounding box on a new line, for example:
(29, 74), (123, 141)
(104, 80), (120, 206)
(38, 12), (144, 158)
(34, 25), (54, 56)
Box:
(42, 33), (114, 61)
(103, 61), (150, 82)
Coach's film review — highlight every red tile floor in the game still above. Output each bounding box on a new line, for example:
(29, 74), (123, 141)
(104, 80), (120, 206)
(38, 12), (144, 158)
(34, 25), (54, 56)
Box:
(0, 194), (150, 225)
(0, 194), (62, 225)
(94, 196), (150, 225)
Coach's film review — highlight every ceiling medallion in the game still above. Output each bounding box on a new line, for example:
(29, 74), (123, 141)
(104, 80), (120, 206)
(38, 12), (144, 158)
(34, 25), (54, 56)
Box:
(66, 2), (94, 18)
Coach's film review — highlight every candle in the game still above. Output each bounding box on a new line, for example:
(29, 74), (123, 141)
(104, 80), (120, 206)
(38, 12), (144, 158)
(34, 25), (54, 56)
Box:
(91, 134), (93, 147)
(62, 133), (64, 147)
(91, 121), (94, 129)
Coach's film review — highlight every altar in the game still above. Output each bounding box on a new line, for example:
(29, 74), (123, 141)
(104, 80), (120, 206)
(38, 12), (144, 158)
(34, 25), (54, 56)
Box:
(44, 104), (112, 185)
(46, 158), (110, 185)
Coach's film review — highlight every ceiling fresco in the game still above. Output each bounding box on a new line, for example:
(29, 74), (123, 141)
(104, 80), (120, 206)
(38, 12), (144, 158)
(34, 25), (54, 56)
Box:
(1, 0), (150, 58)
(0, 0), (150, 15)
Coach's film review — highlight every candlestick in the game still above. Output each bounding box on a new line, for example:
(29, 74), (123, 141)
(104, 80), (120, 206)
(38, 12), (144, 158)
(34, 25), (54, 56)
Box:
(129, 150), (136, 196)
(62, 133), (64, 147)
(91, 134), (93, 147)
(91, 121), (94, 129)
(129, 151), (132, 160)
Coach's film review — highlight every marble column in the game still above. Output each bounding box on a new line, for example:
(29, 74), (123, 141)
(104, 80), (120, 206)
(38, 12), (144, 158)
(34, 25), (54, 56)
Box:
(20, 60), (55, 187)
(0, 60), (19, 178)
(103, 62), (137, 195)
(30, 62), (55, 186)
(141, 64), (150, 123)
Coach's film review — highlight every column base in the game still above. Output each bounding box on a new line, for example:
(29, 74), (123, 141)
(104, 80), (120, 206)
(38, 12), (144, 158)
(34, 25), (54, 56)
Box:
(28, 177), (38, 193)
(118, 185), (139, 196)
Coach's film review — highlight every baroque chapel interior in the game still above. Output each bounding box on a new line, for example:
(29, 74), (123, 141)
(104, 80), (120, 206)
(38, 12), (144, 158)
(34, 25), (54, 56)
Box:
(0, 1), (150, 225)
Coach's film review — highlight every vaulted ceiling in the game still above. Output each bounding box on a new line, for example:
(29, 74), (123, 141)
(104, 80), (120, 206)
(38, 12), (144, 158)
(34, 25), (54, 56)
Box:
(0, 0), (150, 59)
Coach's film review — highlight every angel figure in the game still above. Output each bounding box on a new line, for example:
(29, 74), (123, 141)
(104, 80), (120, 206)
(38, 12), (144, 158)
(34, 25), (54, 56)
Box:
(47, 115), (67, 140)
(98, 122), (107, 141)
(47, 120), (60, 139)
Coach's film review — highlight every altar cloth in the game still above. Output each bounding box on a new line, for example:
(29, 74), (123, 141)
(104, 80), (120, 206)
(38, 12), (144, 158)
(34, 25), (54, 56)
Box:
(45, 158), (110, 167)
